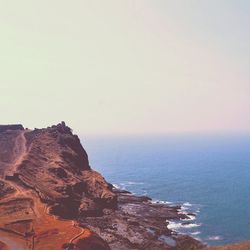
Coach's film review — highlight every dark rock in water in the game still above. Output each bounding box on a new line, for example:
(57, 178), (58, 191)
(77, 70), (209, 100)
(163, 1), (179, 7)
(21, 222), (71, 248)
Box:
(79, 189), (204, 250)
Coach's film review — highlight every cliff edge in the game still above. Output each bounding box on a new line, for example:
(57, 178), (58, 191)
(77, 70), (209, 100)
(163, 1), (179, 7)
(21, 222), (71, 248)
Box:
(0, 122), (115, 250)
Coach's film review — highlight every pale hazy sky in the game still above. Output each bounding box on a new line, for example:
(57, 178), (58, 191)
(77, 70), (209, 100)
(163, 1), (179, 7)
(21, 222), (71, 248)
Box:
(0, 1), (250, 135)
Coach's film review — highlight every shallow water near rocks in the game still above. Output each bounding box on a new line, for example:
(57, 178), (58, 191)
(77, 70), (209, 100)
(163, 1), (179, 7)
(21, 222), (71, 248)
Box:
(83, 134), (250, 246)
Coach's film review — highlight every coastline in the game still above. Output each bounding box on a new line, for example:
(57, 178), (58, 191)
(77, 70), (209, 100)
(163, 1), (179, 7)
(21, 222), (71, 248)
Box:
(79, 187), (204, 249)
(108, 185), (250, 250)
(1, 124), (249, 249)
(113, 183), (204, 245)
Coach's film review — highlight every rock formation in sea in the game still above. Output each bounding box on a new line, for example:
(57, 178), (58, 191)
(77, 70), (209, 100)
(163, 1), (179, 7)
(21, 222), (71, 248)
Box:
(0, 122), (221, 249)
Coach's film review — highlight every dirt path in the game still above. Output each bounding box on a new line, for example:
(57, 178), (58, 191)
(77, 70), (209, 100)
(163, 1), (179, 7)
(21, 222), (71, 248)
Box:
(3, 130), (27, 178)
(0, 130), (30, 250)
(3, 130), (29, 198)
(12, 130), (27, 174)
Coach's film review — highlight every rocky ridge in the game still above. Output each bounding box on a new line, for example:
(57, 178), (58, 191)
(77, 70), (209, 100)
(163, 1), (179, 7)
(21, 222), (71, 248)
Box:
(0, 122), (115, 250)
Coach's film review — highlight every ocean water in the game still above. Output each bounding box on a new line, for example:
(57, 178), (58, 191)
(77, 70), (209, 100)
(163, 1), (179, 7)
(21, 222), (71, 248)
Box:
(82, 134), (250, 246)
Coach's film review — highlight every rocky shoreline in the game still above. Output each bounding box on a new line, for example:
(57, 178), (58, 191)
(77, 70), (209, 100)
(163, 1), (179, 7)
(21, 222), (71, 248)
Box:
(79, 188), (204, 249)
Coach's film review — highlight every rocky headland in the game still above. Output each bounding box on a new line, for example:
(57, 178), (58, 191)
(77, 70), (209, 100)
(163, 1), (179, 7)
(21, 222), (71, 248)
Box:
(0, 123), (247, 250)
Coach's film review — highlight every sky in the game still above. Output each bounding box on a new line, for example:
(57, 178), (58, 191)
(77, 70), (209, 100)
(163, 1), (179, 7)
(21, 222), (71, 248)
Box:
(0, 1), (250, 135)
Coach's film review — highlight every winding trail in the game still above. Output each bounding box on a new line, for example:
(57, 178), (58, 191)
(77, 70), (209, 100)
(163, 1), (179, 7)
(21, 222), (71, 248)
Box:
(12, 130), (27, 171)
(3, 130), (28, 179)
(4, 130), (29, 198)
(42, 202), (90, 250)
(69, 225), (90, 244)
(0, 130), (30, 250)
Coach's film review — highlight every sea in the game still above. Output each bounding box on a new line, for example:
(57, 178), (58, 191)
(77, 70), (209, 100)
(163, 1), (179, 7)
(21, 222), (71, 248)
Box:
(82, 134), (250, 246)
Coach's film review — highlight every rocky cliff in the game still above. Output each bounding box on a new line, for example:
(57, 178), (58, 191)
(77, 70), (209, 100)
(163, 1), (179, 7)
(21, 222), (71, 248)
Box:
(0, 122), (116, 250)
(0, 122), (207, 249)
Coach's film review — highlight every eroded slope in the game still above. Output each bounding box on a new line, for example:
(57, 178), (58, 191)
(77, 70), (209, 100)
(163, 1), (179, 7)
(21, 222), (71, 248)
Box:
(0, 123), (115, 250)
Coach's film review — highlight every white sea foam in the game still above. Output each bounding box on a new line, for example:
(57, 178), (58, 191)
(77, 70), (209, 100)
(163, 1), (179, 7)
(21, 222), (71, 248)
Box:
(193, 236), (202, 242)
(152, 200), (173, 205)
(113, 184), (121, 189)
(183, 223), (201, 228)
(167, 222), (183, 230)
(183, 202), (192, 207)
(181, 204), (192, 211)
(167, 221), (201, 230)
(208, 236), (222, 241)
(191, 231), (201, 236)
